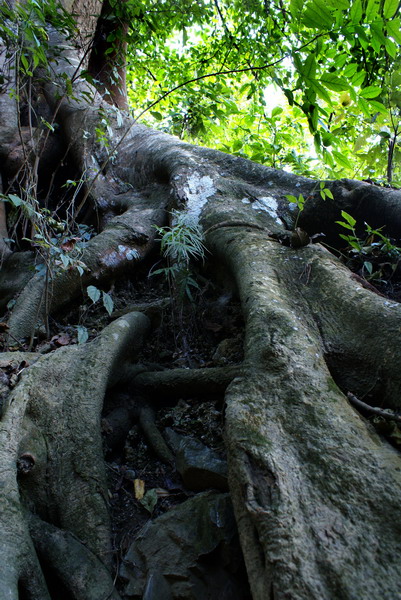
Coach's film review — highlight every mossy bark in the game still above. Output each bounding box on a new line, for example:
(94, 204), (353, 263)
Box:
(2, 3), (401, 599)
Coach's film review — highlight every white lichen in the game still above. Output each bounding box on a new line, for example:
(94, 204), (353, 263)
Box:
(251, 196), (281, 224)
(183, 173), (216, 221)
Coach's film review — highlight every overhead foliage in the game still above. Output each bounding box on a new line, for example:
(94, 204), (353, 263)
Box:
(120, 0), (401, 184)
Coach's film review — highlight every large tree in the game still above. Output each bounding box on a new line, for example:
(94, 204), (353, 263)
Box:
(2, 1), (401, 599)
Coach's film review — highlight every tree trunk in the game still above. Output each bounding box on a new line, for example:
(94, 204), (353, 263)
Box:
(2, 2), (401, 599)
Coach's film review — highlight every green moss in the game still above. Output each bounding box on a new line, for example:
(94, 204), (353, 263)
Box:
(327, 377), (342, 396)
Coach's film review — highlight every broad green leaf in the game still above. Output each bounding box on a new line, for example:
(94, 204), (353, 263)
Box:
(359, 86), (382, 99)
(309, 80), (332, 104)
(271, 106), (284, 118)
(368, 100), (388, 115)
(302, 0), (335, 28)
(383, 0), (399, 18)
(7, 194), (22, 207)
(333, 0), (350, 8)
(365, 0), (380, 21)
(87, 285), (101, 303)
(340, 210), (356, 226)
(320, 74), (348, 92)
(351, 70), (366, 87)
(150, 111), (163, 120)
(303, 53), (317, 79)
(102, 292), (114, 316)
(370, 22), (386, 52)
(350, 0), (363, 22)
(139, 488), (158, 514)
(343, 63), (358, 78)
(364, 260), (373, 274)
(358, 97), (372, 118)
(348, 239), (362, 250)
(20, 54), (29, 71)
(60, 254), (70, 268)
(334, 53), (348, 69)
(385, 38), (397, 58)
(290, 0), (305, 20)
(332, 151), (354, 169)
(387, 19), (401, 43)
(370, 21), (386, 43)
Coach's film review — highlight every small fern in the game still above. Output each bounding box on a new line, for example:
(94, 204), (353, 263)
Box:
(152, 211), (207, 302)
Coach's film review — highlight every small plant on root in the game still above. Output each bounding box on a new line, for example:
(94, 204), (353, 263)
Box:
(337, 210), (401, 285)
(151, 211), (207, 355)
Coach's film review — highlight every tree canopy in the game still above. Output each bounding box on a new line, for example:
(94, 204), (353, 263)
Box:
(119, 0), (401, 183)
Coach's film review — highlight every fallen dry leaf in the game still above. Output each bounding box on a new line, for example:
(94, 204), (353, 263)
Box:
(60, 237), (80, 252)
(134, 478), (145, 500)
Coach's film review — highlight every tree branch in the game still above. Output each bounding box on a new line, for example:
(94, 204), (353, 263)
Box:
(347, 392), (401, 423)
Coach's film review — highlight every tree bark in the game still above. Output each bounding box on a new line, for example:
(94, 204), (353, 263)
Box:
(2, 2), (401, 599)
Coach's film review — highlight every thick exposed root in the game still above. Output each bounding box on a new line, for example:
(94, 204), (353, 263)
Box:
(132, 365), (240, 398)
(0, 312), (149, 598)
(206, 222), (401, 600)
(29, 516), (122, 600)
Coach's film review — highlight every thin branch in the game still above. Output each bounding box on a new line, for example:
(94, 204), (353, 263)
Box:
(347, 392), (401, 424)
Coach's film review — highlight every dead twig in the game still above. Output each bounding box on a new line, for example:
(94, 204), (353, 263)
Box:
(347, 392), (401, 424)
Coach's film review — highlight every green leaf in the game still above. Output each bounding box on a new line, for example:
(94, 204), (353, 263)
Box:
(309, 80), (332, 104)
(102, 292), (114, 315)
(7, 194), (22, 207)
(358, 96), (372, 118)
(302, 0), (335, 28)
(303, 53), (317, 79)
(139, 488), (158, 514)
(87, 285), (101, 303)
(387, 19), (401, 43)
(332, 150), (353, 169)
(351, 70), (366, 87)
(60, 254), (70, 268)
(350, 0), (363, 22)
(65, 78), (73, 97)
(359, 86), (382, 99)
(340, 210), (356, 227)
(20, 53), (29, 73)
(319, 74), (348, 92)
(364, 260), (373, 274)
(370, 22), (386, 52)
(290, 0), (305, 20)
(368, 100), (388, 114)
(348, 239), (362, 250)
(337, 221), (354, 230)
(365, 0), (380, 20)
(383, 0), (399, 18)
(150, 111), (163, 121)
(343, 63), (358, 78)
(385, 38), (397, 58)
(77, 325), (88, 344)
(271, 106), (284, 118)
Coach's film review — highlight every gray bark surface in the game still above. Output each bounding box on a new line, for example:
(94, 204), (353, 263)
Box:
(2, 3), (401, 599)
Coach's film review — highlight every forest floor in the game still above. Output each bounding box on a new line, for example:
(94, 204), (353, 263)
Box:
(2, 241), (401, 598)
